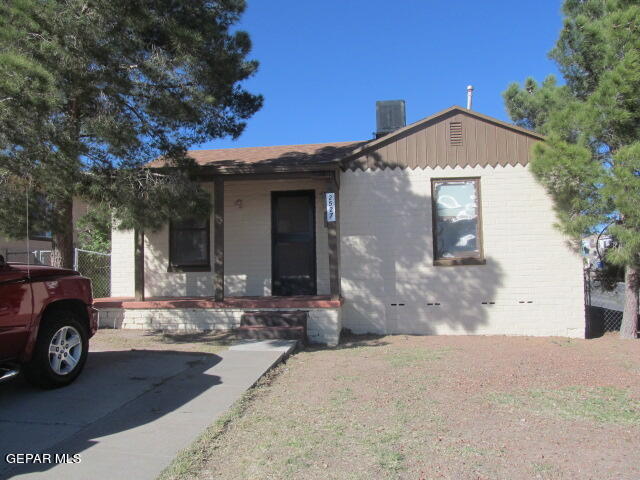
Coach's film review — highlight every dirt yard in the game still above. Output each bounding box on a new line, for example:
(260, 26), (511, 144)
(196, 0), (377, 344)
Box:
(161, 333), (640, 480)
(91, 328), (237, 354)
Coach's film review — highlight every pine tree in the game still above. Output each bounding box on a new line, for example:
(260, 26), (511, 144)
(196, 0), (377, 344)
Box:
(504, 0), (640, 338)
(76, 205), (111, 254)
(0, 0), (262, 268)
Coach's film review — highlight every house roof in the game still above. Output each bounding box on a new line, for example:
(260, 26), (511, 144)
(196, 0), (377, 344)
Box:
(152, 106), (542, 173)
(177, 141), (366, 174)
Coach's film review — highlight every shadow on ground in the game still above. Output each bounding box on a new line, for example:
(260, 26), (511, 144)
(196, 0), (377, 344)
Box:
(0, 349), (221, 479)
(144, 329), (239, 345)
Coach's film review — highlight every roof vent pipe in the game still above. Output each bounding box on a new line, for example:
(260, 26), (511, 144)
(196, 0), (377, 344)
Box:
(466, 85), (474, 110)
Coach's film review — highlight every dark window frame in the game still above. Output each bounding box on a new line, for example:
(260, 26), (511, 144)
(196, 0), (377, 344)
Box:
(431, 177), (485, 267)
(168, 217), (211, 272)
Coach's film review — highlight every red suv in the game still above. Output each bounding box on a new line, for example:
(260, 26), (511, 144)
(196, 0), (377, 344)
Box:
(0, 255), (98, 388)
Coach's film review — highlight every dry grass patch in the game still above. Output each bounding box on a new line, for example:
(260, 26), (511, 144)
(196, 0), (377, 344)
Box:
(489, 386), (640, 425)
(161, 333), (640, 480)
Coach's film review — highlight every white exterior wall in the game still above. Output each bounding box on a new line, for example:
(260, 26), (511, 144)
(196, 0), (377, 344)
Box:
(110, 178), (331, 298)
(144, 183), (215, 297)
(110, 228), (135, 297)
(109, 163), (585, 339)
(340, 165), (585, 338)
(223, 178), (329, 297)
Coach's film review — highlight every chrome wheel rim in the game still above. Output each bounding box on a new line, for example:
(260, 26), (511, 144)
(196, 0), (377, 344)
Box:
(48, 326), (82, 375)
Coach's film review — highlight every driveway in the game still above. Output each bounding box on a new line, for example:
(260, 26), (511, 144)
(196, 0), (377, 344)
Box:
(0, 337), (296, 480)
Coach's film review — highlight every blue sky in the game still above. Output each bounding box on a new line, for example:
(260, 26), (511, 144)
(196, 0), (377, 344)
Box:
(197, 0), (565, 150)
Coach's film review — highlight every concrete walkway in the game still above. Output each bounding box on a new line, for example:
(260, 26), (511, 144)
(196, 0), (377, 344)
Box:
(1, 340), (296, 480)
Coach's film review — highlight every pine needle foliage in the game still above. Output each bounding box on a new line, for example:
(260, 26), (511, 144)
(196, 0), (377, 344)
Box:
(0, 0), (262, 267)
(503, 0), (640, 338)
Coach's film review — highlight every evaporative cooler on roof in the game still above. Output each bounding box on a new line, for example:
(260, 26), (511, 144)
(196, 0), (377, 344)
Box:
(375, 100), (406, 138)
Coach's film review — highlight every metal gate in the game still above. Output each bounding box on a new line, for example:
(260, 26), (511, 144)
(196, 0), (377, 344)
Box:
(584, 267), (624, 337)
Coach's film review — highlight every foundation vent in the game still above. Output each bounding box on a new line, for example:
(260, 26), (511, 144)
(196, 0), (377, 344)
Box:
(450, 121), (463, 146)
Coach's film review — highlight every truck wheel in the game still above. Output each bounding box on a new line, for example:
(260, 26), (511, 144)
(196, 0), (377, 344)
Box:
(24, 310), (89, 389)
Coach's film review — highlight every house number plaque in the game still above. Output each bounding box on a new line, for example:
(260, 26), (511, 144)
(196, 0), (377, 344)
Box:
(325, 192), (336, 222)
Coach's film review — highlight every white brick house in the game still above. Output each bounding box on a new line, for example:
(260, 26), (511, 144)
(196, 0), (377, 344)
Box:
(99, 106), (585, 344)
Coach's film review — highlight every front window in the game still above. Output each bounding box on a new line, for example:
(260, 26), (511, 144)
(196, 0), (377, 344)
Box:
(169, 217), (210, 272)
(431, 178), (484, 266)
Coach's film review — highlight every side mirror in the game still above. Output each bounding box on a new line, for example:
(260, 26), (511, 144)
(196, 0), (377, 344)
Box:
(0, 254), (6, 268)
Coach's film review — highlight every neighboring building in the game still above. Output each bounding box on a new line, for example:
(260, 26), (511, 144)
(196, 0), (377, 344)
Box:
(100, 105), (585, 344)
(0, 235), (53, 263)
(0, 200), (90, 263)
(581, 234), (614, 269)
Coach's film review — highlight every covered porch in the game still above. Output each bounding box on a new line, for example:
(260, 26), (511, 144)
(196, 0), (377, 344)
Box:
(104, 143), (357, 345)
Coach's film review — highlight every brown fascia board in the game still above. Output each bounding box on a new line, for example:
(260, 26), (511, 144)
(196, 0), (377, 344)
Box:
(148, 159), (341, 174)
(339, 105), (545, 163)
(193, 162), (341, 176)
(146, 158), (341, 175)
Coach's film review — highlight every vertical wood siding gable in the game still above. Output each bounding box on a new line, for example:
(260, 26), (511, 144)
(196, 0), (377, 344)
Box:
(342, 111), (540, 171)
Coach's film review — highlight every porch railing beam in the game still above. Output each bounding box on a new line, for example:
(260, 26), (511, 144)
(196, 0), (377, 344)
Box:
(213, 176), (225, 302)
(134, 229), (145, 301)
(327, 171), (341, 300)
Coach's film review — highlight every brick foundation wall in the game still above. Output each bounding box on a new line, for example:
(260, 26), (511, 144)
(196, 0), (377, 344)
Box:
(97, 307), (342, 346)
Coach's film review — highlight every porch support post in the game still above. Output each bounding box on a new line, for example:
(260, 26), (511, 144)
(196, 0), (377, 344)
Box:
(213, 176), (225, 302)
(134, 229), (145, 301)
(327, 170), (341, 300)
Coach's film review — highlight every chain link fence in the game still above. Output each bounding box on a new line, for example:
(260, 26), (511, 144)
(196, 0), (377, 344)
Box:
(4, 248), (110, 299)
(75, 249), (111, 298)
(584, 268), (625, 337)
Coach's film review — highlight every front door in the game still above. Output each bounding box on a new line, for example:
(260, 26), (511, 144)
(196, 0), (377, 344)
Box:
(271, 190), (317, 296)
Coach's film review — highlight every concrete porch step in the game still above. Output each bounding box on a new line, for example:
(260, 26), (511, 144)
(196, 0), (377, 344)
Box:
(235, 325), (305, 341)
(240, 310), (308, 328)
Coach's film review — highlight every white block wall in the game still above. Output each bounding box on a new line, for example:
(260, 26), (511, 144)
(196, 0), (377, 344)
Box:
(98, 307), (342, 346)
(110, 228), (135, 297)
(340, 165), (585, 338)
(144, 183), (215, 297)
(110, 178), (330, 298)
(307, 309), (342, 346)
(109, 164), (585, 339)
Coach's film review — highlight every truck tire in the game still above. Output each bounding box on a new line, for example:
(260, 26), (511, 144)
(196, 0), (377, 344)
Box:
(24, 310), (89, 389)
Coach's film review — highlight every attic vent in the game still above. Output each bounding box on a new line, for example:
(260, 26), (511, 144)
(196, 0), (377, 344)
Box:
(449, 122), (463, 146)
